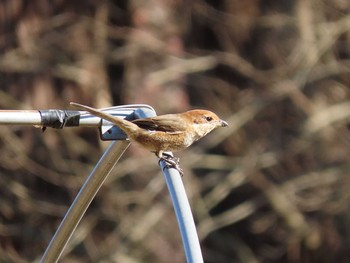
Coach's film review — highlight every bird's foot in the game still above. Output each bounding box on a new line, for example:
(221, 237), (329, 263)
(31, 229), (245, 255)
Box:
(161, 152), (180, 165)
(159, 154), (184, 176)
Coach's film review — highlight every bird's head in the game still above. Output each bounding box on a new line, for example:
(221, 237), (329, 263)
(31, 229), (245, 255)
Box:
(185, 109), (228, 139)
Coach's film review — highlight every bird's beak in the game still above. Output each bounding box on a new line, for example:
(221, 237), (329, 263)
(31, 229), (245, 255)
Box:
(220, 120), (228, 127)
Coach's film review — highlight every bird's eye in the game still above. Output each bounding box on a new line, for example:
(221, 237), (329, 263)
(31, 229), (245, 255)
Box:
(205, 116), (213, 122)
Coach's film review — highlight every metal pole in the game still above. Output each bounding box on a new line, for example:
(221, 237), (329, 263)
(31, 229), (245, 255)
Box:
(0, 105), (155, 127)
(160, 160), (204, 263)
(40, 140), (130, 263)
(0, 106), (204, 262)
(0, 110), (42, 125)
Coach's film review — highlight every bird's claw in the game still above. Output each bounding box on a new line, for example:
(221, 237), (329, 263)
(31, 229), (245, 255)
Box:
(159, 155), (184, 176)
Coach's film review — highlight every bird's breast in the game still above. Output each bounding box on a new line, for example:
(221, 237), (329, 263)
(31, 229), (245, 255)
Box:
(131, 130), (195, 153)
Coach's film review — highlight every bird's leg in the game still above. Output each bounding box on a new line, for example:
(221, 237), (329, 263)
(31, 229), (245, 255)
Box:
(162, 152), (180, 165)
(157, 153), (184, 176)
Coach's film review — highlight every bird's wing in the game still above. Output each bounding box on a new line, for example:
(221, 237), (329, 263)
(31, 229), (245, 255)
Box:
(132, 114), (186, 134)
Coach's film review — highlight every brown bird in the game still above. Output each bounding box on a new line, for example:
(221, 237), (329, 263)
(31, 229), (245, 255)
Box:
(70, 102), (228, 175)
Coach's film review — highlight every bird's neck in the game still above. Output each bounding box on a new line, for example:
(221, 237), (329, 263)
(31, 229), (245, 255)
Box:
(192, 123), (212, 141)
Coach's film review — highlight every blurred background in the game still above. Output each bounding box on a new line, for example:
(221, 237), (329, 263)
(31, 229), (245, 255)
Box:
(1, 0), (350, 262)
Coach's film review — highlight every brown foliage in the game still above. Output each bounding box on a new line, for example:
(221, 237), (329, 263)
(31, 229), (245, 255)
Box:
(1, 0), (350, 262)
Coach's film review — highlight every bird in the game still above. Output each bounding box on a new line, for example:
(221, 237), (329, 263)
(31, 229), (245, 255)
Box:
(70, 102), (228, 175)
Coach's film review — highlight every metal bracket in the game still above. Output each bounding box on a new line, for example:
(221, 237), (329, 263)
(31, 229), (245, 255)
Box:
(77, 104), (157, 141)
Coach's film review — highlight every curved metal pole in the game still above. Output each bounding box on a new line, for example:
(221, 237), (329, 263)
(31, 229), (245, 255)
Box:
(40, 140), (130, 263)
(1, 106), (203, 262)
(160, 160), (204, 263)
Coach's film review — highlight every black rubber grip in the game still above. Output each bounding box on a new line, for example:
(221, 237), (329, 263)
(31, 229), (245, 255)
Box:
(39, 110), (81, 129)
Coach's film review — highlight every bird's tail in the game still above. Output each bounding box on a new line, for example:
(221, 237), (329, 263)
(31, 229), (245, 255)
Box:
(70, 102), (139, 135)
